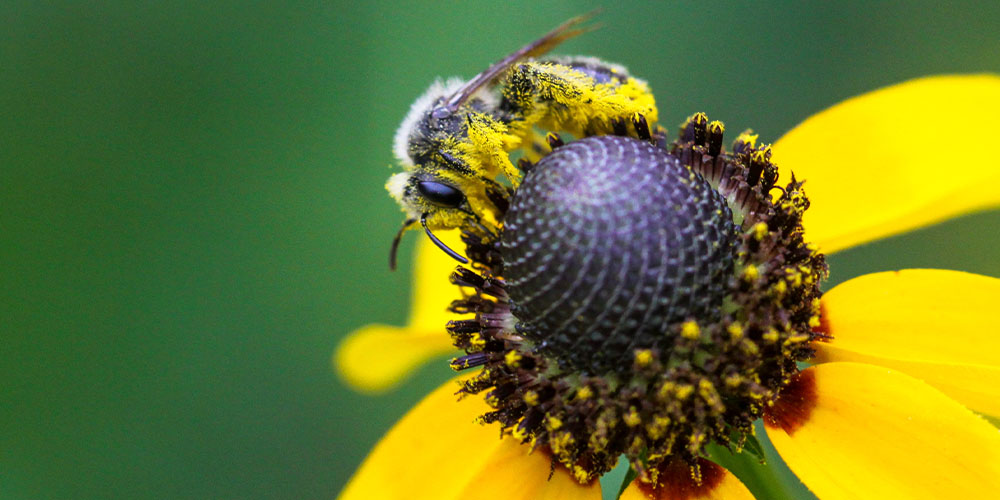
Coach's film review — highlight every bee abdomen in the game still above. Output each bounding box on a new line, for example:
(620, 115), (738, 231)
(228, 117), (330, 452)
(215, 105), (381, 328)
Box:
(502, 136), (739, 373)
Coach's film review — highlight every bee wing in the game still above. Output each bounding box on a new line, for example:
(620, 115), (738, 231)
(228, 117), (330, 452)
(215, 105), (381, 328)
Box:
(431, 10), (601, 119)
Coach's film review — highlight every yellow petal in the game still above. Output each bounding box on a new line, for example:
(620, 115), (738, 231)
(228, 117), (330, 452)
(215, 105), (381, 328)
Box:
(338, 378), (600, 500)
(765, 362), (1000, 499)
(334, 324), (454, 393)
(814, 269), (1000, 416)
(619, 458), (754, 500)
(335, 230), (470, 393)
(406, 230), (473, 330)
(772, 74), (1000, 254)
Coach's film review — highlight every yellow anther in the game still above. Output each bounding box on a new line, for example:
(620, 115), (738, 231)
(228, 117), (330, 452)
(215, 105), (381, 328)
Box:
(523, 390), (539, 406)
(675, 384), (694, 400)
(742, 264), (760, 282)
(504, 350), (522, 367)
(785, 333), (811, 345)
(512, 425), (529, 440)
(808, 315), (821, 328)
(624, 407), (642, 427)
(735, 130), (759, 148)
(470, 332), (486, 348)
(658, 381), (676, 399)
(727, 322), (744, 339)
(681, 321), (700, 340)
(634, 349), (654, 367)
(762, 329), (780, 343)
(575, 386), (593, 401)
(547, 416), (563, 431)
(753, 222), (769, 241)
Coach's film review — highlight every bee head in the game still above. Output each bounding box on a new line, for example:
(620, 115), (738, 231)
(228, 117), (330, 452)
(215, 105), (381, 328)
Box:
(386, 170), (497, 270)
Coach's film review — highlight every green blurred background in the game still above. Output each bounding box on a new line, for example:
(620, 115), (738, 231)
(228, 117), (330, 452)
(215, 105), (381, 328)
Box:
(3, 1), (999, 498)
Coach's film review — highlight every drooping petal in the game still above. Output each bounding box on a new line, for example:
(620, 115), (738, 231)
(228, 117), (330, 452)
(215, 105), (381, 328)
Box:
(772, 74), (1000, 254)
(334, 325), (455, 393)
(338, 378), (600, 500)
(335, 231), (469, 393)
(814, 269), (1000, 416)
(619, 458), (755, 500)
(765, 362), (1000, 499)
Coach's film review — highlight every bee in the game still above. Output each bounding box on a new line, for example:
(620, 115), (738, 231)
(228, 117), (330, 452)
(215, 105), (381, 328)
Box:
(387, 12), (660, 269)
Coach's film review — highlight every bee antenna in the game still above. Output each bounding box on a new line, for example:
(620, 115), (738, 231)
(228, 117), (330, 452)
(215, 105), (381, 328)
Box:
(389, 218), (418, 271)
(420, 213), (470, 265)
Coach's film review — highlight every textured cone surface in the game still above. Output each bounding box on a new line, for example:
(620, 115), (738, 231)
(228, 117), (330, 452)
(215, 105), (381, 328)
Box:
(502, 136), (739, 373)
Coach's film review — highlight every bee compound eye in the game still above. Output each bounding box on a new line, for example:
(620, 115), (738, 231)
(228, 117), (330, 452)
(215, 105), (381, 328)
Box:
(416, 180), (465, 208)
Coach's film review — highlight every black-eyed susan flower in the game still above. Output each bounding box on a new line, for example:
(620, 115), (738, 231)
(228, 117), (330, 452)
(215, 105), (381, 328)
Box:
(336, 75), (1000, 499)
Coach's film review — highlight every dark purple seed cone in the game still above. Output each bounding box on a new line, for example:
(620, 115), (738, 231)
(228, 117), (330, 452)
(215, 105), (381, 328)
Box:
(502, 136), (740, 373)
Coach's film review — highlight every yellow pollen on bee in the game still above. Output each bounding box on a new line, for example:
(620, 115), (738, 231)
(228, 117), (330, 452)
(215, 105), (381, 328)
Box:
(753, 222), (769, 240)
(575, 386), (594, 400)
(634, 349), (654, 367)
(573, 467), (590, 484)
(773, 279), (788, 296)
(680, 321), (700, 340)
(504, 350), (522, 367)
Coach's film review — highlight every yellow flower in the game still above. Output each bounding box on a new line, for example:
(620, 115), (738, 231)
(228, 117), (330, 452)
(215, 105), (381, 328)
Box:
(336, 75), (1000, 499)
